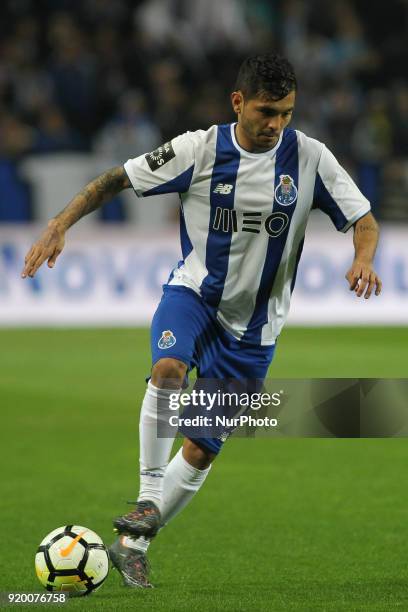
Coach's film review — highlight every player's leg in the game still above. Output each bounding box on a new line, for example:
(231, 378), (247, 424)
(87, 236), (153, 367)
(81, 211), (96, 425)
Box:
(109, 433), (215, 589)
(109, 356), (187, 589)
(114, 285), (215, 538)
(157, 437), (215, 528)
(151, 326), (275, 533)
(109, 429), (215, 589)
(113, 356), (187, 540)
(112, 327), (275, 587)
(110, 286), (218, 587)
(154, 319), (240, 530)
(146, 326), (277, 538)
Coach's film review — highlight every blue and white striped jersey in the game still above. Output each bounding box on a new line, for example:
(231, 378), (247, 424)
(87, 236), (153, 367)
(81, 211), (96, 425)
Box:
(124, 124), (370, 346)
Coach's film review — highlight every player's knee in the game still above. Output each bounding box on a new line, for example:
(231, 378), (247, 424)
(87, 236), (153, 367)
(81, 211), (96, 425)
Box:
(151, 358), (187, 389)
(182, 438), (216, 470)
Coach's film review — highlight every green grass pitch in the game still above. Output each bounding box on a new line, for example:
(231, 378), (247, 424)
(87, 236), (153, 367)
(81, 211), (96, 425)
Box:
(1, 327), (408, 611)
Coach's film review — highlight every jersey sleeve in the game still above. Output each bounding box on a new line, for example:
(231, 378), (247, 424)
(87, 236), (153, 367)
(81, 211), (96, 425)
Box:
(124, 132), (195, 197)
(313, 145), (371, 232)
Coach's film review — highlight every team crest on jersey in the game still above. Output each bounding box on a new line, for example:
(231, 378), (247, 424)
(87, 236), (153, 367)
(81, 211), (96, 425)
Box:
(274, 174), (298, 206)
(158, 330), (176, 349)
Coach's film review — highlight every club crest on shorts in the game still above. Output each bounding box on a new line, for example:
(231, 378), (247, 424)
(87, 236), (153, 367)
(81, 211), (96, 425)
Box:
(158, 330), (176, 349)
(274, 174), (298, 206)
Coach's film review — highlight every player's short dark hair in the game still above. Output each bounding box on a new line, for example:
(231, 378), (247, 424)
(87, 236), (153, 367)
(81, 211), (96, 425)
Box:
(235, 53), (297, 101)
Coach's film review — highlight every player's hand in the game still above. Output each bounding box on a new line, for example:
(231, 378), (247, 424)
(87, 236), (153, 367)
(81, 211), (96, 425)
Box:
(345, 259), (382, 299)
(21, 220), (65, 278)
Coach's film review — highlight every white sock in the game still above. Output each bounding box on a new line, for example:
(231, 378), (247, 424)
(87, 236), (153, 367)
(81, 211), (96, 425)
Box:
(124, 447), (212, 552)
(123, 381), (180, 553)
(122, 535), (150, 552)
(161, 447), (211, 525)
(138, 381), (180, 507)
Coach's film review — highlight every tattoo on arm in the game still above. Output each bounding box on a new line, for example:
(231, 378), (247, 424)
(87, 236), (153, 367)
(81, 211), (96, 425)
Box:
(78, 167), (131, 206)
(54, 166), (131, 229)
(353, 214), (379, 261)
(354, 222), (378, 235)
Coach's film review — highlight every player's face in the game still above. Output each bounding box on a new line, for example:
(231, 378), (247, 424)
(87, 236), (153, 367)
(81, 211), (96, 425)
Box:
(231, 90), (296, 153)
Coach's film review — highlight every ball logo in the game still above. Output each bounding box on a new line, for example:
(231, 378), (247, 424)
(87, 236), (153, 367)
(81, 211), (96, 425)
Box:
(59, 530), (87, 557)
(158, 330), (176, 349)
(274, 174), (298, 206)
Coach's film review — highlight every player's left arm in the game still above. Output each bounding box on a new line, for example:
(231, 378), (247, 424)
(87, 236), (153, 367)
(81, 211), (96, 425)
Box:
(345, 212), (382, 299)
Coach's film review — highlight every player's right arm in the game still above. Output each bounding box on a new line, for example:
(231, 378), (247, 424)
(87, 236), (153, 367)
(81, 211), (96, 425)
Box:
(22, 130), (198, 278)
(21, 166), (131, 278)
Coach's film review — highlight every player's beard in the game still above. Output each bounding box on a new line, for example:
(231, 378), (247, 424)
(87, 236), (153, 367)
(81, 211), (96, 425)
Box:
(240, 114), (279, 152)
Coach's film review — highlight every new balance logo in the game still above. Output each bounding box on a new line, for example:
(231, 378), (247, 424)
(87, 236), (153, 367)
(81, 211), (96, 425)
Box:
(213, 183), (233, 194)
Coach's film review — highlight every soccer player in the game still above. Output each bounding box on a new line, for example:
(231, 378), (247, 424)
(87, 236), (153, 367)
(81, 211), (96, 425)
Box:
(22, 54), (382, 588)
